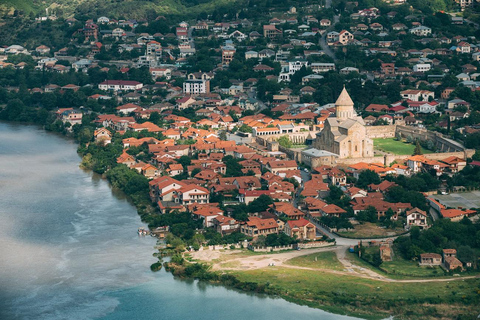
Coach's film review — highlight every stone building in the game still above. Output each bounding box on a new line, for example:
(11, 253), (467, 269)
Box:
(314, 87), (374, 159)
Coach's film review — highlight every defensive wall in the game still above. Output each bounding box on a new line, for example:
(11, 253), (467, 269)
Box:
(396, 125), (467, 153)
(255, 126), (475, 166)
(365, 125), (396, 138)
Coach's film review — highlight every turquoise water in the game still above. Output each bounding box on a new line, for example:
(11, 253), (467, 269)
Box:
(0, 122), (359, 320)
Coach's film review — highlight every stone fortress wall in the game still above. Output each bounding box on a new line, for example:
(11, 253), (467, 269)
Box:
(254, 124), (475, 166)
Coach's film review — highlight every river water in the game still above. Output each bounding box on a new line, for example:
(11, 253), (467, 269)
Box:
(0, 122), (359, 320)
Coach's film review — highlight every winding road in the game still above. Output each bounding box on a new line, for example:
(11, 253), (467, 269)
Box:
(192, 245), (480, 283)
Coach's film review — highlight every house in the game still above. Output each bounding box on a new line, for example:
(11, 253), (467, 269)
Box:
(263, 25), (283, 39)
(270, 202), (304, 220)
(35, 45), (51, 55)
(457, 42), (471, 54)
(176, 96), (196, 110)
(212, 215), (240, 235)
(440, 156), (466, 173)
(128, 121), (162, 133)
(116, 103), (140, 115)
(99, 80), (143, 92)
(352, 195), (410, 220)
(167, 163), (184, 176)
(400, 90), (434, 102)
(141, 164), (159, 179)
(405, 208), (429, 229)
(440, 208), (476, 221)
(301, 179), (329, 198)
(192, 207), (223, 227)
(117, 150), (136, 167)
(183, 73), (210, 95)
(443, 249), (463, 270)
(57, 108), (82, 125)
(284, 218), (316, 240)
(94, 128), (112, 145)
(409, 26), (432, 36)
(241, 217), (279, 238)
(419, 253), (442, 266)
(365, 104), (389, 113)
(413, 64), (431, 73)
(174, 185), (209, 205)
(445, 256), (464, 271)
(238, 189), (273, 204)
(233, 176), (261, 190)
(266, 160), (298, 174)
(311, 63), (335, 73)
(368, 180), (397, 193)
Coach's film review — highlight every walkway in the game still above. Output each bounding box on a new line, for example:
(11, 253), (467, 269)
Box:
(192, 245), (479, 283)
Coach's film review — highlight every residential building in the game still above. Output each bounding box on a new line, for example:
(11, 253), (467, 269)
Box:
(284, 218), (316, 240)
(406, 208), (429, 229)
(99, 80), (143, 92)
(241, 217), (279, 238)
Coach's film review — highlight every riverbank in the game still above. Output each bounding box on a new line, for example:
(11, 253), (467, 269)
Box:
(8, 121), (478, 319)
(1, 122), (362, 320)
(168, 246), (480, 319)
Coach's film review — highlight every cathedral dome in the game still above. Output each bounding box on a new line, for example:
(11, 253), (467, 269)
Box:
(335, 86), (354, 106)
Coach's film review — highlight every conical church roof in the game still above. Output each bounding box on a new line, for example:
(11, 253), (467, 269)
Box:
(335, 87), (354, 106)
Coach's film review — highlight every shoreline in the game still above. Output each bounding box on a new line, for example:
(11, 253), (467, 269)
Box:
(5, 121), (479, 319)
(168, 245), (480, 319)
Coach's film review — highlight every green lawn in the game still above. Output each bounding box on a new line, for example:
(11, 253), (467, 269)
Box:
(373, 138), (432, 155)
(286, 252), (344, 270)
(336, 222), (406, 238)
(381, 258), (446, 277)
(229, 267), (480, 319)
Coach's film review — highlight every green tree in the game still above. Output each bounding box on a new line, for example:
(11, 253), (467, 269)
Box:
(357, 206), (377, 223)
(277, 135), (292, 148)
(248, 194), (273, 213)
(413, 140), (422, 155)
(238, 124), (253, 133)
(356, 170), (381, 189)
(177, 155), (192, 168)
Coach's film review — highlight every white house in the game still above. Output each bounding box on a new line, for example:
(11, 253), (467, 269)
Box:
(409, 26), (432, 36)
(99, 80), (143, 92)
(311, 63), (335, 73)
(150, 68), (172, 80)
(413, 63), (431, 73)
(406, 208), (429, 229)
(288, 60), (309, 74)
(245, 51), (258, 59)
(400, 90), (434, 102)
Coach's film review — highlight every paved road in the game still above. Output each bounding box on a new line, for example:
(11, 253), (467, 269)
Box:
(318, 15), (339, 61)
(429, 208), (440, 221)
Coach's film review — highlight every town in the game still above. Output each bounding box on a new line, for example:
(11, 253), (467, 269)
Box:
(1, 0), (480, 317)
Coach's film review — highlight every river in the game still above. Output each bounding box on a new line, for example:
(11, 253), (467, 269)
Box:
(0, 122), (359, 320)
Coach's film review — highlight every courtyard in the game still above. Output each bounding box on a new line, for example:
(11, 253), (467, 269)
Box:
(373, 138), (432, 155)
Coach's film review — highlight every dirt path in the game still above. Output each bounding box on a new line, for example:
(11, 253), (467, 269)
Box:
(189, 245), (480, 283)
(202, 246), (339, 271)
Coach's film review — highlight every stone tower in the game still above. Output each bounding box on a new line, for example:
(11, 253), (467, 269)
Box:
(335, 86), (355, 120)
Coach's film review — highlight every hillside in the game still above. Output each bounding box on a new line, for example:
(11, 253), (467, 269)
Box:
(0, 0), (240, 19)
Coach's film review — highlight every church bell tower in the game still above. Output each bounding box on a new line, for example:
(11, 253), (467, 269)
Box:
(335, 86), (355, 120)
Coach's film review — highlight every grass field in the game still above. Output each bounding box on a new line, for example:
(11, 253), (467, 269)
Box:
(336, 222), (406, 238)
(373, 138), (432, 155)
(228, 267), (480, 319)
(381, 258), (446, 277)
(286, 252), (344, 270)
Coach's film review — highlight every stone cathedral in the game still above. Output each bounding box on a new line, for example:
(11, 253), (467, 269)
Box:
(314, 87), (374, 159)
